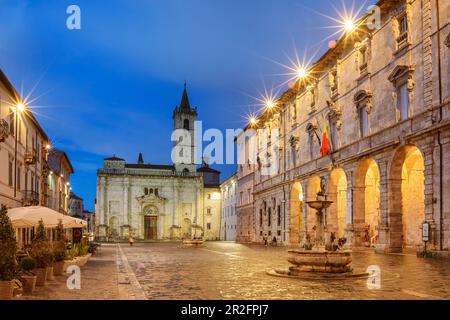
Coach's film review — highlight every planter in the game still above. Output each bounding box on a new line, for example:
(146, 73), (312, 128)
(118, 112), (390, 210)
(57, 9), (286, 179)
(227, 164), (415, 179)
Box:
(77, 254), (91, 267)
(53, 261), (64, 276)
(63, 259), (77, 272)
(46, 266), (54, 281)
(21, 275), (37, 295)
(0, 280), (14, 300)
(33, 268), (47, 286)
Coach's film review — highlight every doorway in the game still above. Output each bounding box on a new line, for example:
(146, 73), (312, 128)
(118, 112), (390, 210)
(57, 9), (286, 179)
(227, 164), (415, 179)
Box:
(144, 216), (158, 240)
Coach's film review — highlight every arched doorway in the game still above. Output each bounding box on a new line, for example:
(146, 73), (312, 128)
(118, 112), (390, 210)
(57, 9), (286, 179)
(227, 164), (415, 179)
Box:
(389, 145), (425, 250)
(329, 168), (348, 238)
(290, 181), (303, 244)
(306, 176), (321, 239)
(354, 158), (381, 247)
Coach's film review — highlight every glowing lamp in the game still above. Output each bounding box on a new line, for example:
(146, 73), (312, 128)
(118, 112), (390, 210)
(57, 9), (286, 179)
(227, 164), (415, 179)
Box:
(17, 103), (25, 112)
(344, 19), (356, 32)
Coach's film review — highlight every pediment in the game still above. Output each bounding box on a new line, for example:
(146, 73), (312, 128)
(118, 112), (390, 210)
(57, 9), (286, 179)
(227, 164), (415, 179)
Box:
(388, 65), (414, 83)
(137, 193), (166, 204)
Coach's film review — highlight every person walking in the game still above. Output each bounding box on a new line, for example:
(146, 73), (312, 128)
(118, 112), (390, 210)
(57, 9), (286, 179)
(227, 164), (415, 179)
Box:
(129, 236), (134, 246)
(263, 234), (268, 247)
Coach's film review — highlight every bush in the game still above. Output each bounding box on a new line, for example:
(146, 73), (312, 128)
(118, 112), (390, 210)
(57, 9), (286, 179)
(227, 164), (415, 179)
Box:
(30, 219), (53, 268)
(79, 242), (89, 256)
(55, 220), (65, 241)
(0, 205), (18, 281)
(20, 256), (36, 272)
(53, 240), (66, 262)
(66, 243), (79, 260)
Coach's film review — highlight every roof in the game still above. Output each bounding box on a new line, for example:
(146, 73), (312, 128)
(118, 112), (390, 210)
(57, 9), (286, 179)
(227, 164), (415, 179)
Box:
(125, 164), (175, 170)
(70, 192), (83, 201)
(204, 183), (221, 189)
(221, 172), (238, 185)
(137, 153), (144, 164)
(0, 69), (49, 141)
(180, 82), (191, 112)
(48, 148), (74, 174)
(105, 155), (125, 161)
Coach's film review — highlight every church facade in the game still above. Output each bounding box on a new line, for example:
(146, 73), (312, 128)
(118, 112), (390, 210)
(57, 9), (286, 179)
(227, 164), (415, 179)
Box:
(95, 86), (221, 241)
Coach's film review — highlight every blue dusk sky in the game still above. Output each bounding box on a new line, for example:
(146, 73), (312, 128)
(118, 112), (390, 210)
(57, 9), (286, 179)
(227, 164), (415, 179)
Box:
(0, 0), (375, 210)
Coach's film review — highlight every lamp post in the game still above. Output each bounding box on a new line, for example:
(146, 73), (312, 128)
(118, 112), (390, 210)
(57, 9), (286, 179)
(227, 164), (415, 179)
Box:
(13, 103), (25, 199)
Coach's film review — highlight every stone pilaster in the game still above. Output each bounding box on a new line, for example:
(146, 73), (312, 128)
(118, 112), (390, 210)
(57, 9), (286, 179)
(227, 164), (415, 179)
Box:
(375, 159), (390, 253)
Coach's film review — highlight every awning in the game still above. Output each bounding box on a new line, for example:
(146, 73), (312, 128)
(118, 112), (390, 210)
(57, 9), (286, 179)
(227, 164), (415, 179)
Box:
(7, 206), (87, 229)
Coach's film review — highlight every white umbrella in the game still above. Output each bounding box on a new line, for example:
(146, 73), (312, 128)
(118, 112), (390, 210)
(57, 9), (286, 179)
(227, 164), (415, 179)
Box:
(7, 206), (87, 229)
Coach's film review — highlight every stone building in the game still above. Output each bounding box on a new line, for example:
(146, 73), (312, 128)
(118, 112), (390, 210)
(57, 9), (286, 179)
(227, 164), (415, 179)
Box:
(47, 148), (74, 214)
(0, 69), (51, 209)
(220, 173), (237, 241)
(236, 0), (450, 254)
(95, 85), (222, 241)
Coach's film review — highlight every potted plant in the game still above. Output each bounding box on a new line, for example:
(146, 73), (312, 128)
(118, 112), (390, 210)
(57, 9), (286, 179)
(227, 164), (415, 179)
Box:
(53, 220), (66, 276)
(0, 205), (18, 300)
(30, 219), (52, 286)
(20, 256), (37, 295)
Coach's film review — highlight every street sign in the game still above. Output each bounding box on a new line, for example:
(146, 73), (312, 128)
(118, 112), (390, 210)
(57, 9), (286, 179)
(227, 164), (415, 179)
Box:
(422, 222), (430, 243)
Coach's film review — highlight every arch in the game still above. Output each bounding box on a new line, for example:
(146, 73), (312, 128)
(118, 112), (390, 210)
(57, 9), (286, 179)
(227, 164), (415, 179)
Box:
(354, 157), (381, 247)
(143, 205), (158, 216)
(289, 181), (303, 245)
(389, 145), (425, 250)
(354, 89), (372, 104)
(306, 175), (321, 239)
(328, 168), (348, 238)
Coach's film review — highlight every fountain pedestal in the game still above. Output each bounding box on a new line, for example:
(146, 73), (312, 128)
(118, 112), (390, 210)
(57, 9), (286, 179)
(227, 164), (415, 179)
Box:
(268, 184), (368, 279)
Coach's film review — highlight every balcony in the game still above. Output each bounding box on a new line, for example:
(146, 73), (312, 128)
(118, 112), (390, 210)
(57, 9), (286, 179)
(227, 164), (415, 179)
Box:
(24, 150), (37, 165)
(22, 190), (40, 206)
(396, 32), (409, 51)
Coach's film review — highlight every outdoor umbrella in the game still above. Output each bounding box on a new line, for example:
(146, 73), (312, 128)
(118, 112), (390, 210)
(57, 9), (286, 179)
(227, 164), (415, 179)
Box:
(7, 206), (87, 229)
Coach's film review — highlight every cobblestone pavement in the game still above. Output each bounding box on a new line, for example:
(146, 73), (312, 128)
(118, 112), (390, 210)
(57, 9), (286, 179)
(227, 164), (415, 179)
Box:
(15, 242), (450, 300)
(121, 242), (450, 300)
(17, 244), (120, 300)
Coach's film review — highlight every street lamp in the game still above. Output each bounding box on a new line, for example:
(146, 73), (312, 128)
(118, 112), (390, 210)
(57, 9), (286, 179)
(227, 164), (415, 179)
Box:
(13, 102), (24, 198)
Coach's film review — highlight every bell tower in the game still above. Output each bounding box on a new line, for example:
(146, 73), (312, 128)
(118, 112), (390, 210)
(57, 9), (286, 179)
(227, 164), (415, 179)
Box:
(172, 82), (197, 173)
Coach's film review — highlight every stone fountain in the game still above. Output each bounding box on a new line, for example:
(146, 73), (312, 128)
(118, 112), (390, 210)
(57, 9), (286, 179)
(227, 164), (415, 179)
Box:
(268, 177), (367, 279)
(182, 223), (205, 247)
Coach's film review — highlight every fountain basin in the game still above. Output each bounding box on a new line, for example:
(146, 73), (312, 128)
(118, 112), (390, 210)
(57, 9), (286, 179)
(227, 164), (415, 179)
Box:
(305, 200), (333, 211)
(287, 249), (352, 273)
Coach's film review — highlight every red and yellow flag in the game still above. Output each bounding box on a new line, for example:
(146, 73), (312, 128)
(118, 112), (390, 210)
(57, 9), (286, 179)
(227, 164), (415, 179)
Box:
(320, 125), (331, 157)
